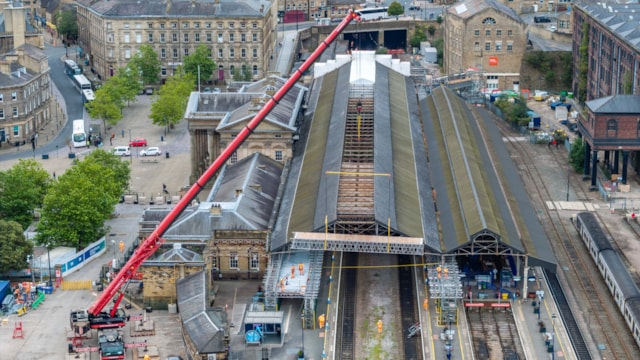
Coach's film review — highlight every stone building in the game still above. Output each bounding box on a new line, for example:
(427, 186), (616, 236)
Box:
(279, 0), (355, 21)
(185, 75), (306, 183)
(139, 152), (284, 293)
(444, 0), (527, 90)
(0, 1), (44, 53)
(572, 3), (640, 101)
(75, 0), (275, 85)
(0, 4), (52, 146)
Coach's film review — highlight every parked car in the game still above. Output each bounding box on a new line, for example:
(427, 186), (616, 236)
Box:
(112, 146), (131, 157)
(129, 138), (148, 147)
(203, 87), (212, 93)
(213, 88), (221, 93)
(145, 88), (154, 95)
(140, 147), (161, 156)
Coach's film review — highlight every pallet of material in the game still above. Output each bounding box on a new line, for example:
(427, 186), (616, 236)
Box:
(130, 319), (155, 337)
(132, 346), (160, 360)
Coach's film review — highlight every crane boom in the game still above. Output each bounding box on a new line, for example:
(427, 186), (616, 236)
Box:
(85, 9), (360, 318)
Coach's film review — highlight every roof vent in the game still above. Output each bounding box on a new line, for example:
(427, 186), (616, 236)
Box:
(173, 243), (182, 250)
(249, 184), (262, 193)
(235, 189), (243, 197)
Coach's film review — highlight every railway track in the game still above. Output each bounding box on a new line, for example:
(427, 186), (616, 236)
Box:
(398, 255), (420, 360)
(336, 252), (356, 360)
(467, 305), (525, 359)
(480, 106), (640, 359)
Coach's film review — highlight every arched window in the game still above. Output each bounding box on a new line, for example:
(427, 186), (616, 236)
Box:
(607, 119), (617, 138)
(482, 17), (497, 25)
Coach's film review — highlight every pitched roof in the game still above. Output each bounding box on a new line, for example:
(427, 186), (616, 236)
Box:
(586, 95), (640, 114)
(447, 0), (522, 23)
(77, 0), (271, 18)
(579, 3), (640, 53)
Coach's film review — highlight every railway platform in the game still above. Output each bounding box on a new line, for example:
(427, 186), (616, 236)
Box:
(420, 265), (576, 360)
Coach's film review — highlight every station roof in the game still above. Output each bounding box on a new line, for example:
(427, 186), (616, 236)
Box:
(271, 57), (438, 252)
(422, 86), (555, 270)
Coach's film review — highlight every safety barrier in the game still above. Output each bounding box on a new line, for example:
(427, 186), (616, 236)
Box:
(61, 280), (93, 290)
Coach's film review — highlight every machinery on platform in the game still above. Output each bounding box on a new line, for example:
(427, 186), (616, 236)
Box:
(68, 9), (361, 358)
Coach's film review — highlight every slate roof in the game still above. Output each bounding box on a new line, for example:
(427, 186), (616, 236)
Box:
(586, 95), (640, 114)
(0, 62), (37, 87)
(163, 153), (284, 237)
(176, 271), (227, 354)
(579, 3), (640, 53)
(77, 0), (271, 18)
(447, 0), (522, 23)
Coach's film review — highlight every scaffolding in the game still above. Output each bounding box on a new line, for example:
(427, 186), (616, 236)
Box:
(428, 261), (464, 325)
(263, 252), (283, 311)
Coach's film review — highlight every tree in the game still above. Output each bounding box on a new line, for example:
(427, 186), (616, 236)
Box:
(388, 1), (404, 17)
(233, 64), (254, 81)
(183, 44), (216, 85)
(432, 37), (444, 67)
(111, 66), (143, 105)
(56, 10), (78, 42)
(0, 220), (33, 273)
(569, 136), (586, 174)
(86, 85), (124, 131)
(149, 70), (195, 132)
(35, 150), (130, 249)
(427, 25), (436, 37)
(410, 26), (427, 48)
(0, 159), (51, 230)
(578, 22), (589, 103)
(128, 45), (161, 85)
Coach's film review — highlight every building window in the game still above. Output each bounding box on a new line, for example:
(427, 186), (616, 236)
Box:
(0, 94), (4, 102)
(485, 42), (491, 51)
(241, 48), (246, 58)
(241, 33), (246, 42)
(160, 23), (165, 29)
(12, 107), (18, 117)
(508, 30), (513, 36)
(11, 92), (17, 101)
(218, 34), (224, 43)
(208, 48), (212, 58)
(124, 49), (131, 59)
(212, 255), (218, 270)
(230, 253), (238, 269)
(253, 65), (258, 75)
(482, 17), (496, 25)
(229, 33), (235, 42)
(607, 119), (617, 137)
(496, 41), (502, 51)
(107, 33), (114, 42)
(13, 125), (18, 136)
(241, 22), (246, 29)
(136, 33), (142, 43)
(207, 33), (212, 42)
(275, 150), (283, 161)
(230, 151), (237, 163)
(637, 121), (640, 138)
(252, 22), (257, 29)
(135, 23), (142, 29)
(124, 23), (130, 29)
(230, 49), (235, 58)
(474, 42), (480, 51)
(108, 48), (114, 58)
(229, 22), (235, 29)
(148, 33), (153, 42)
(217, 22), (223, 29)
(205, 22), (212, 28)
(474, 29), (480, 36)
(496, 30), (502, 37)
(485, 29), (491, 36)
(124, 33), (130, 43)
(218, 48), (223, 57)
(507, 42), (513, 51)
(184, 48), (189, 56)
(195, 33), (200, 42)
(183, 33), (189, 42)
(148, 23), (153, 29)
(171, 23), (177, 29)
(183, 22), (189, 28)
(194, 22), (200, 28)
(172, 33), (178, 42)
(173, 48), (178, 58)
(252, 33), (258, 42)
(253, 48), (258, 58)
(160, 33), (165, 42)
(0, 109), (4, 119)
(161, 67), (167, 76)
(250, 253), (259, 270)
(161, 48), (166, 58)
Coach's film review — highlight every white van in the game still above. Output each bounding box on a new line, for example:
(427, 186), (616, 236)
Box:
(112, 146), (131, 157)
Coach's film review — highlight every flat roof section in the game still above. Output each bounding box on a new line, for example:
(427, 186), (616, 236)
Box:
(291, 232), (424, 255)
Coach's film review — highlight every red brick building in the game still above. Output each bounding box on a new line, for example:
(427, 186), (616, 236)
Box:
(580, 95), (640, 186)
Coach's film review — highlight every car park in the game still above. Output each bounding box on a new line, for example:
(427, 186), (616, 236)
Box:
(112, 146), (131, 157)
(129, 138), (148, 147)
(140, 147), (161, 156)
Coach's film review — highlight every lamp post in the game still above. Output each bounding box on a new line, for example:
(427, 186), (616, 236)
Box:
(111, 239), (116, 269)
(27, 255), (35, 284)
(566, 166), (570, 201)
(47, 245), (52, 287)
(551, 313), (556, 360)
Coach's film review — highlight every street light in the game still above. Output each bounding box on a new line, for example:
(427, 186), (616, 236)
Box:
(47, 245), (53, 287)
(111, 238), (116, 269)
(551, 313), (556, 360)
(27, 255), (35, 284)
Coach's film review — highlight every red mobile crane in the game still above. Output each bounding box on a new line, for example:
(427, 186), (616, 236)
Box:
(69, 8), (361, 354)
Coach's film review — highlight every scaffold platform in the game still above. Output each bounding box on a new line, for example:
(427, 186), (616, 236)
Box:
(291, 232), (424, 255)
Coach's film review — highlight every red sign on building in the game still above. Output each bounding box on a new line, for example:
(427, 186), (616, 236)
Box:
(489, 56), (498, 66)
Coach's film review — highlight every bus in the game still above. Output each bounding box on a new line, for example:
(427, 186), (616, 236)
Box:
(355, 7), (389, 21)
(73, 74), (92, 93)
(82, 89), (95, 104)
(64, 59), (82, 77)
(72, 119), (86, 148)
